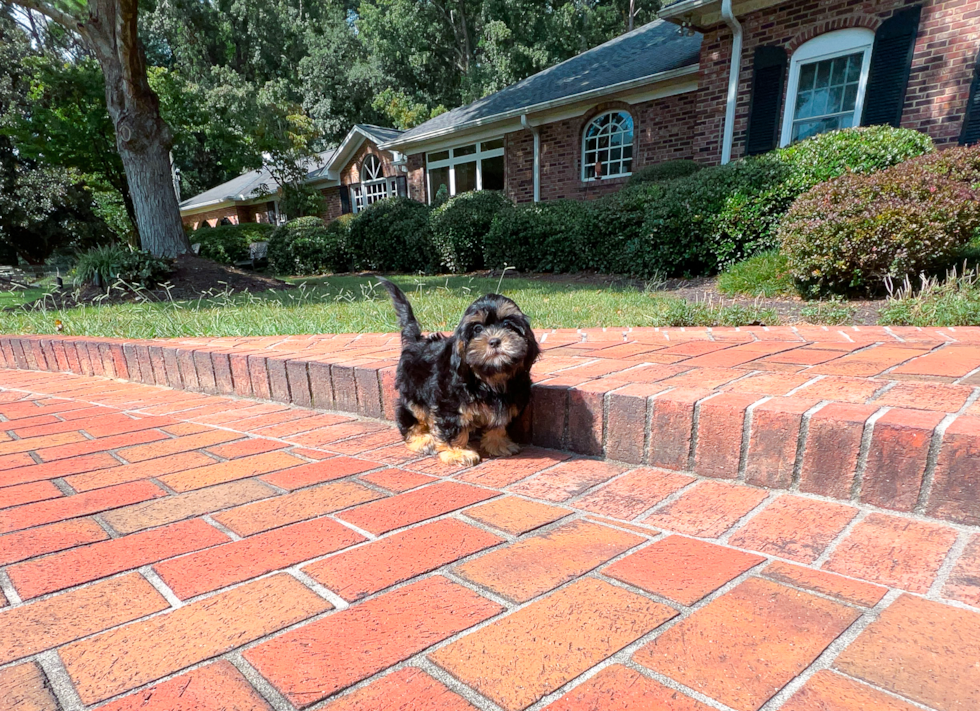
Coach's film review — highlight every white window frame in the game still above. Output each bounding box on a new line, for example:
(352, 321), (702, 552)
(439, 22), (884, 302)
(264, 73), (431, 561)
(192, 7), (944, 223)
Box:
(425, 140), (505, 203)
(351, 155), (394, 213)
(581, 110), (635, 182)
(780, 28), (875, 148)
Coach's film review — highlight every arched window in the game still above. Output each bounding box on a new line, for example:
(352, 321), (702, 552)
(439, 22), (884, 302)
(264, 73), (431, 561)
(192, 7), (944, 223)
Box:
(350, 154), (395, 213)
(582, 111), (634, 181)
(781, 28), (874, 146)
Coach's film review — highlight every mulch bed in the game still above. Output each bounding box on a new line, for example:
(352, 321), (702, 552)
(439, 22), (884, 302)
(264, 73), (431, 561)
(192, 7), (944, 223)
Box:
(17, 255), (292, 309)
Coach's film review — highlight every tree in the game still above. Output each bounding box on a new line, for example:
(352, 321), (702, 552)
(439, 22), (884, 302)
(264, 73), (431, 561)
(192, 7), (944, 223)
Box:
(10, 0), (190, 257)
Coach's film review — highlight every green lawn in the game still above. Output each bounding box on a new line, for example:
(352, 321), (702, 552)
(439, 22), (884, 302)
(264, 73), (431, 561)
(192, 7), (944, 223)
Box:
(0, 286), (51, 310)
(0, 275), (778, 338)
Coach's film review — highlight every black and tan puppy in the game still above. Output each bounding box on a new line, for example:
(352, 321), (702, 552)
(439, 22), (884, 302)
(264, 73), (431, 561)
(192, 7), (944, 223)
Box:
(377, 278), (539, 466)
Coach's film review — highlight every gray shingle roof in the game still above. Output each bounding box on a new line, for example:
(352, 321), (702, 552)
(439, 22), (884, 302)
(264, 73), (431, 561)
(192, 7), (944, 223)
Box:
(390, 20), (701, 145)
(356, 124), (405, 145)
(180, 149), (337, 210)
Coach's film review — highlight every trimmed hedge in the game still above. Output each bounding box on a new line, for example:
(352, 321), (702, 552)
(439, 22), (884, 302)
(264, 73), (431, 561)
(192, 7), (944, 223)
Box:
(712, 126), (935, 266)
(347, 197), (437, 273)
(268, 216), (350, 275)
(190, 223), (274, 265)
(914, 143), (980, 188)
(627, 159), (702, 186)
(430, 190), (511, 273)
(780, 162), (980, 295)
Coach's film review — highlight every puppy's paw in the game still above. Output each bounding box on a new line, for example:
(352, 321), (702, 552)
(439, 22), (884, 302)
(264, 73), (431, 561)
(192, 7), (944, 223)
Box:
(481, 429), (521, 457)
(405, 432), (436, 454)
(438, 448), (481, 467)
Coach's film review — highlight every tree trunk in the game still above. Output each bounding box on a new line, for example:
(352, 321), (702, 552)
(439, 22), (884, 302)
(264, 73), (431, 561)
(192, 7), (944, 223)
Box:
(80, 0), (190, 258)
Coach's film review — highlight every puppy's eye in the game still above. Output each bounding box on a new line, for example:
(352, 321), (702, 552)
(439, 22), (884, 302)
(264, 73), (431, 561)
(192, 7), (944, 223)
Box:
(472, 324), (484, 336)
(502, 319), (524, 336)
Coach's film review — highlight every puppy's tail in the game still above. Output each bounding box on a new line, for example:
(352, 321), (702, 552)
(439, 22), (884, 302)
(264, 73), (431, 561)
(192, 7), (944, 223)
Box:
(376, 277), (422, 343)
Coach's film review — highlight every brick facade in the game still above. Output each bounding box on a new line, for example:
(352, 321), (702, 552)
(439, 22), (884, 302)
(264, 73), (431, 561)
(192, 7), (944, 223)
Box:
(692, 0), (980, 163)
(503, 94), (699, 203)
(401, 0), (978, 205)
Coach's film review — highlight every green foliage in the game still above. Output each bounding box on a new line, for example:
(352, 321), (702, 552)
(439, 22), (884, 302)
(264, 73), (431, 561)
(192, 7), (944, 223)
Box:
(880, 266), (980, 326)
(371, 89), (447, 131)
(484, 200), (592, 273)
(430, 190), (511, 273)
(279, 182), (326, 220)
(347, 198), (437, 273)
(191, 223), (274, 265)
(717, 250), (794, 297)
(638, 158), (786, 276)
(628, 160), (702, 186)
(268, 217), (350, 275)
(800, 297), (856, 325)
(74, 244), (173, 289)
(713, 127), (935, 263)
(780, 162), (980, 295)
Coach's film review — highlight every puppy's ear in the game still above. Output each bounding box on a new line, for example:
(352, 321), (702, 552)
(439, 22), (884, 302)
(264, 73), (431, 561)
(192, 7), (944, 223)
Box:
(522, 321), (540, 372)
(451, 335), (470, 381)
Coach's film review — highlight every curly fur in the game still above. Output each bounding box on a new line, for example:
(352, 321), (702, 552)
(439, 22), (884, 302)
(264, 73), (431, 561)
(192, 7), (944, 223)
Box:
(377, 277), (539, 466)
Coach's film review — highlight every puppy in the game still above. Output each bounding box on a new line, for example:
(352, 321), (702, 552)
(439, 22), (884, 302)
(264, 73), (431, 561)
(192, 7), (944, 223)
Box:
(378, 278), (539, 467)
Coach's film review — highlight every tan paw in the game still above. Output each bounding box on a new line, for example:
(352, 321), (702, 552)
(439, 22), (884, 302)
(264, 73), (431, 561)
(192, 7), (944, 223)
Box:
(405, 432), (436, 454)
(438, 448), (482, 467)
(481, 431), (521, 457)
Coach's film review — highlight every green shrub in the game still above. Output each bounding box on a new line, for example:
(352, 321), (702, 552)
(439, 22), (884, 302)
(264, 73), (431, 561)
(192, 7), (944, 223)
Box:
(191, 223), (274, 265)
(484, 200), (592, 273)
(713, 127), (935, 264)
(74, 244), (173, 289)
(430, 191), (511, 273)
(628, 159), (702, 186)
(582, 183), (660, 274)
(637, 158), (787, 277)
(346, 197), (437, 273)
(268, 216), (350, 276)
(717, 250), (794, 297)
(780, 162), (980, 295)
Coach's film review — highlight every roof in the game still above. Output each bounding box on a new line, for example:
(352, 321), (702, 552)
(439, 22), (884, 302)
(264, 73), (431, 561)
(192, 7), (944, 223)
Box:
(355, 124), (405, 145)
(387, 20), (701, 147)
(179, 148), (337, 211)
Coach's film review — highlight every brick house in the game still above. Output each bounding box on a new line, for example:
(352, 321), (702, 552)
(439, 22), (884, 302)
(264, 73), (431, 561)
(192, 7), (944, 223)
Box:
(379, 0), (980, 205)
(182, 0), (980, 225)
(179, 125), (404, 229)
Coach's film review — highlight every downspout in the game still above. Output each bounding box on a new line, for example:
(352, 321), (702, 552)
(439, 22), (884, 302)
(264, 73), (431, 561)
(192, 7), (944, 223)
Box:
(720, 0), (743, 164)
(520, 114), (540, 202)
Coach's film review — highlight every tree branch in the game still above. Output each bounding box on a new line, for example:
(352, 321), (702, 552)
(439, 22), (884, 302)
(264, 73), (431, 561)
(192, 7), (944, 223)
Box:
(9, 0), (79, 34)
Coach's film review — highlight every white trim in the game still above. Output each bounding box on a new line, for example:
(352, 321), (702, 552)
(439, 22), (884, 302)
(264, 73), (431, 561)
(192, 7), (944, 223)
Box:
(720, 0), (742, 164)
(425, 140), (505, 203)
(779, 28), (874, 148)
(581, 110), (635, 182)
(379, 64), (699, 151)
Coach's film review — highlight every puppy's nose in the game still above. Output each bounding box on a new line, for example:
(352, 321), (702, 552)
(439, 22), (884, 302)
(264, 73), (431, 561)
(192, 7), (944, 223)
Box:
(488, 338), (501, 348)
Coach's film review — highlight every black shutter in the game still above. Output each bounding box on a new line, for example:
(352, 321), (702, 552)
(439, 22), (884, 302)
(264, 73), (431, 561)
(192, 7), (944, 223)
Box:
(959, 48), (980, 145)
(339, 185), (352, 214)
(396, 175), (408, 198)
(862, 5), (922, 128)
(745, 46), (788, 155)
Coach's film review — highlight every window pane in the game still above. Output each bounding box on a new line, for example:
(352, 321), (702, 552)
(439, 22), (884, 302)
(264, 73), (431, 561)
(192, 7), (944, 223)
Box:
(455, 161), (477, 194)
(481, 155), (504, 190)
(429, 166), (450, 201)
(481, 139), (504, 151)
(454, 144), (477, 157)
(583, 111), (634, 179)
(429, 150), (449, 162)
(792, 52), (864, 143)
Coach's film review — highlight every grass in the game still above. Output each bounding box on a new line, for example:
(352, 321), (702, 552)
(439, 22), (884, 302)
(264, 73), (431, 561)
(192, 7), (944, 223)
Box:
(0, 274), (779, 338)
(879, 265), (980, 326)
(0, 285), (51, 309)
(717, 250), (796, 298)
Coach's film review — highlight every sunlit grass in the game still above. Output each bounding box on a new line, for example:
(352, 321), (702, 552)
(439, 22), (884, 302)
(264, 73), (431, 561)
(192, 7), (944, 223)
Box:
(0, 274), (780, 338)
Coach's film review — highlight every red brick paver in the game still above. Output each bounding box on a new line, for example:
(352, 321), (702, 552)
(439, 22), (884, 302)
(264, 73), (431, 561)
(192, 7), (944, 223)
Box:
(2, 363), (980, 711)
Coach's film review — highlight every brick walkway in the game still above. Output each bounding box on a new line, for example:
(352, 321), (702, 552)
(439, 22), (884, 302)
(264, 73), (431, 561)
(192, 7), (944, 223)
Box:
(5, 327), (980, 525)
(1, 366), (979, 711)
